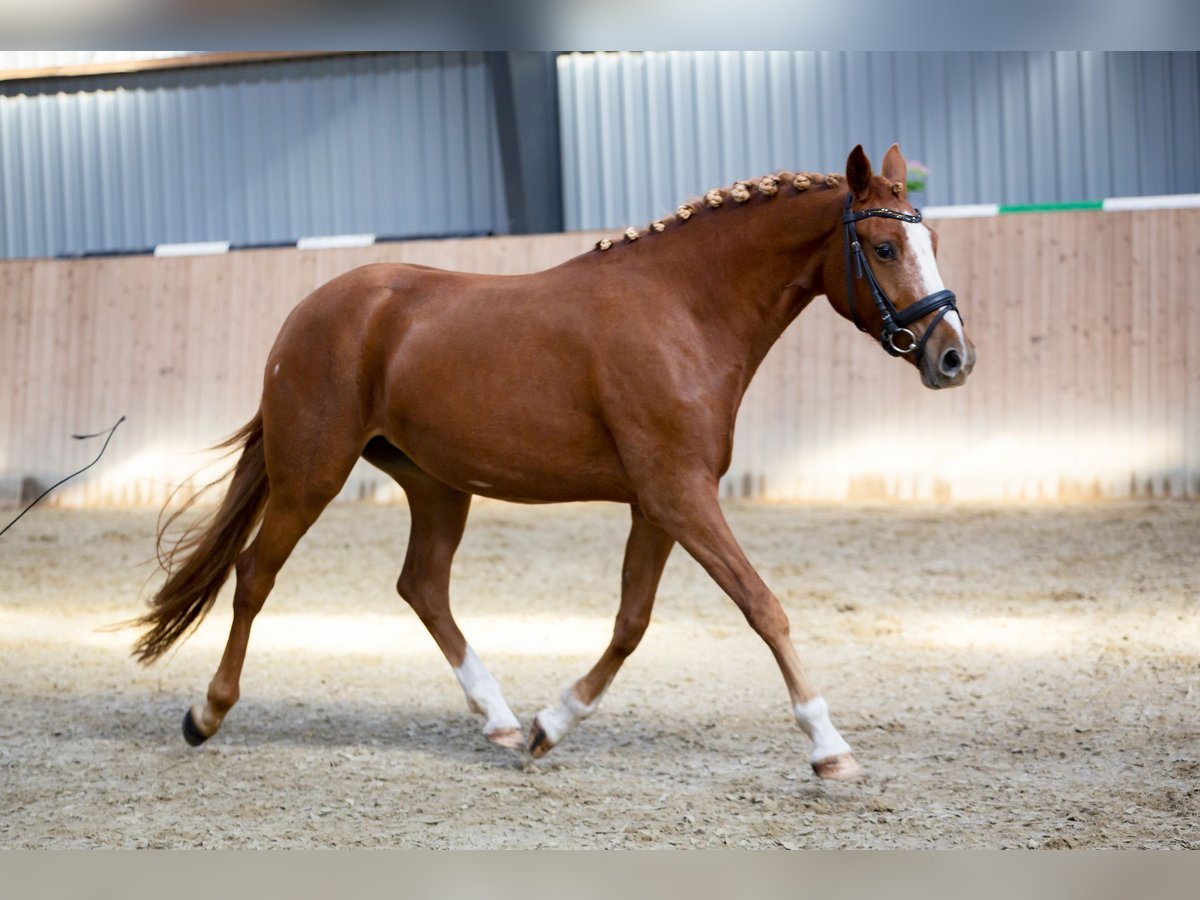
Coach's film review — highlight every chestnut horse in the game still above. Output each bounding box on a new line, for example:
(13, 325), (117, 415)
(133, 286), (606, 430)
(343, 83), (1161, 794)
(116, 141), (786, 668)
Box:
(134, 145), (974, 780)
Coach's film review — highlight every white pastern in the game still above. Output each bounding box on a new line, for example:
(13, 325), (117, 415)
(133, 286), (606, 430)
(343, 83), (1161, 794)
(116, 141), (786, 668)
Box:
(535, 683), (602, 747)
(793, 696), (853, 763)
(453, 646), (520, 735)
(903, 221), (966, 346)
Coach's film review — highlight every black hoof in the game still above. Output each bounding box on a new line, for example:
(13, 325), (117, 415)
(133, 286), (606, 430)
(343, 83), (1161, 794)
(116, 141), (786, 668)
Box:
(182, 708), (210, 747)
(528, 722), (550, 759)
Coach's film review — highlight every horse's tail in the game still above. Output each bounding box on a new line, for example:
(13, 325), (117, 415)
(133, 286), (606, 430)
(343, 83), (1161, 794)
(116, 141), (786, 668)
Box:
(131, 412), (268, 664)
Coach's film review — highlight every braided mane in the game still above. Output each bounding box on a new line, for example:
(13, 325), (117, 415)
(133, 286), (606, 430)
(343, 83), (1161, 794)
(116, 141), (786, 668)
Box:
(593, 171), (851, 252)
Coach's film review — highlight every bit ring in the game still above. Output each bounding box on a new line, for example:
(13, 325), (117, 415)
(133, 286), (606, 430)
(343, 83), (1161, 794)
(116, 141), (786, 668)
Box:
(885, 328), (918, 355)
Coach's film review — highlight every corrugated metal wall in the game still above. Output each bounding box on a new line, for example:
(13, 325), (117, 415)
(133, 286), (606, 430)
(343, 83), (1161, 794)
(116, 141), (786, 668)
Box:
(7, 51), (1196, 258)
(0, 52), (507, 259)
(558, 51), (1200, 230)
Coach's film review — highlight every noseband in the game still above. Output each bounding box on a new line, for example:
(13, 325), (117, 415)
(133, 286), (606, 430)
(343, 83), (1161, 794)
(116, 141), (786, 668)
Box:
(842, 195), (959, 359)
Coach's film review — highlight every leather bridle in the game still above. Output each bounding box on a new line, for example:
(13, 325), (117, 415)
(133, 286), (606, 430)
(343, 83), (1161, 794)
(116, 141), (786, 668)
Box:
(842, 194), (959, 360)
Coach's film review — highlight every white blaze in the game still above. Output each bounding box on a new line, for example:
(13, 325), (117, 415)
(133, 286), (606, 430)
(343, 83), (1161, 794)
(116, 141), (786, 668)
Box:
(903, 221), (966, 345)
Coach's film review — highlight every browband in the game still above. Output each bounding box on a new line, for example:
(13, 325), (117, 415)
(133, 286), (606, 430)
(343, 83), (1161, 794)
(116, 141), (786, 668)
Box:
(844, 207), (923, 224)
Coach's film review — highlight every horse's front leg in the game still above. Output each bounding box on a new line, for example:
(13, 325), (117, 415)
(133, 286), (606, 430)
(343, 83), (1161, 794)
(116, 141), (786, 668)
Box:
(528, 505), (674, 757)
(637, 472), (862, 781)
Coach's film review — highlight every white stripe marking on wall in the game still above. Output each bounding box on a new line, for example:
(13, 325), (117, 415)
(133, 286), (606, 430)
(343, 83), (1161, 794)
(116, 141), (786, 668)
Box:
(153, 241), (230, 257)
(297, 234), (376, 250)
(1102, 195), (1200, 212)
(921, 204), (1000, 220)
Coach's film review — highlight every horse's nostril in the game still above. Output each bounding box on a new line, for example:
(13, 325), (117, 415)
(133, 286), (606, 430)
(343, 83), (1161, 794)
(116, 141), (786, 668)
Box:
(940, 348), (962, 376)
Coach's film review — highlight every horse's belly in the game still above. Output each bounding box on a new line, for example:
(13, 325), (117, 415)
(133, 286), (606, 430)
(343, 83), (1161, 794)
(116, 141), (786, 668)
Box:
(388, 408), (635, 504)
(402, 437), (634, 503)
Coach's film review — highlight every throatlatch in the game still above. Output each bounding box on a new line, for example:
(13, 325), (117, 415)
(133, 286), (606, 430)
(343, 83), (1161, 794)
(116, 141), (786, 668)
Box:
(842, 195), (960, 360)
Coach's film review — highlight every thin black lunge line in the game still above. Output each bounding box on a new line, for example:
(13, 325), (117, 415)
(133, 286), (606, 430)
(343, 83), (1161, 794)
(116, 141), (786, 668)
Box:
(0, 416), (126, 539)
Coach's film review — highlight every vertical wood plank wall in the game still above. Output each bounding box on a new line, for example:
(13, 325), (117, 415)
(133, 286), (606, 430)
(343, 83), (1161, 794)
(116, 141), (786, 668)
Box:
(2, 210), (1198, 507)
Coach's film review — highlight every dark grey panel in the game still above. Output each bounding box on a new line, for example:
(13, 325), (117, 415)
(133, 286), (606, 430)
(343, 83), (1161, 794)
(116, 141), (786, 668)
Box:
(1106, 53), (1143, 198)
(0, 53), (508, 260)
(1137, 53), (1173, 196)
(486, 51), (563, 235)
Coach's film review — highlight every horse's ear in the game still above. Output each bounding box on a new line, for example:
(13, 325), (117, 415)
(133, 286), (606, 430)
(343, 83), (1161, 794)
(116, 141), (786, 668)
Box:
(881, 144), (907, 187)
(846, 145), (873, 200)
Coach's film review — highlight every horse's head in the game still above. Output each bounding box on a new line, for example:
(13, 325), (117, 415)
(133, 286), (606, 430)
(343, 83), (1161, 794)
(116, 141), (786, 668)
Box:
(826, 144), (976, 390)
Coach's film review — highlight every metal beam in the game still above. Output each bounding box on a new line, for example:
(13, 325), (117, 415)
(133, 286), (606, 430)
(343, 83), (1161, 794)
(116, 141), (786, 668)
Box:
(0, 51), (358, 84)
(486, 52), (564, 235)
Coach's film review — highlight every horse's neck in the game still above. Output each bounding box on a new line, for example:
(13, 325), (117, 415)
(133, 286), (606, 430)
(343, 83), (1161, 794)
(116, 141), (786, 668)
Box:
(643, 188), (842, 375)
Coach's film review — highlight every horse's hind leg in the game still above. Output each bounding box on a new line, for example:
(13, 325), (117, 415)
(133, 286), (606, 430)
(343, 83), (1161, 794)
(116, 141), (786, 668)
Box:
(363, 440), (522, 749)
(184, 434), (362, 745)
(529, 505), (675, 758)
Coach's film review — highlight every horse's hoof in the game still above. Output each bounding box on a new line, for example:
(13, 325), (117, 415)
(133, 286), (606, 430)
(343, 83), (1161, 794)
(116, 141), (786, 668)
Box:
(527, 718), (554, 759)
(182, 708), (210, 747)
(486, 727), (526, 751)
(811, 752), (863, 781)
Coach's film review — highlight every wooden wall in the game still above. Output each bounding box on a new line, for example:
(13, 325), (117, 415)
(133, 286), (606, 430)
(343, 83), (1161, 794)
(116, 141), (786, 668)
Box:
(2, 210), (1198, 507)
(731, 209), (1200, 501)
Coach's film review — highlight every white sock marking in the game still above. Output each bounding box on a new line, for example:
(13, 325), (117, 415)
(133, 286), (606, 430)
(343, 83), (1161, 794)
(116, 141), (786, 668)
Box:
(535, 682), (602, 747)
(453, 646), (521, 735)
(794, 696), (852, 763)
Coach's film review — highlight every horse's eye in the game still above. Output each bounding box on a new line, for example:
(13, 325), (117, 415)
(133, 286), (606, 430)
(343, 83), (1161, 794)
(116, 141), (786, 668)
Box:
(875, 243), (895, 261)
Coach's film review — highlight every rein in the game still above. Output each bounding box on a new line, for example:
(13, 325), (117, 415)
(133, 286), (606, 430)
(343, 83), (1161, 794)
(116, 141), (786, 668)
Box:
(842, 194), (959, 360)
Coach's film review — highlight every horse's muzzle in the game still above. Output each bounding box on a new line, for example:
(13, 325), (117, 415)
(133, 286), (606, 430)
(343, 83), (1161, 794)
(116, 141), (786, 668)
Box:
(922, 336), (976, 390)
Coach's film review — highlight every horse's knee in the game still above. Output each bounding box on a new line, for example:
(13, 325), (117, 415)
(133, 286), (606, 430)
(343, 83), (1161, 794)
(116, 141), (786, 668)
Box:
(740, 595), (791, 642)
(396, 572), (449, 628)
(611, 613), (652, 658)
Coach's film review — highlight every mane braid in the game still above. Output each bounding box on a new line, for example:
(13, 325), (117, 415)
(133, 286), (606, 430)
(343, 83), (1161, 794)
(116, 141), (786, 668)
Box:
(593, 171), (844, 252)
